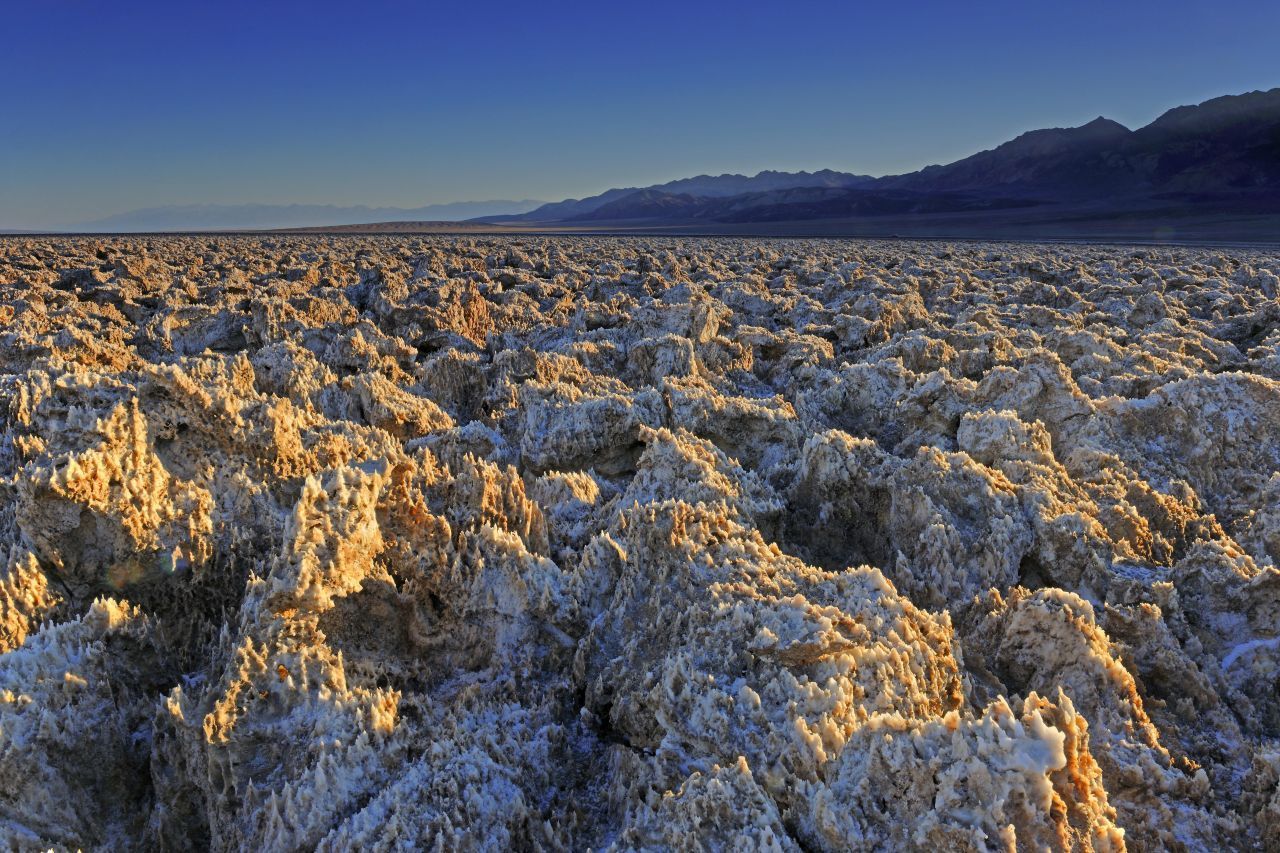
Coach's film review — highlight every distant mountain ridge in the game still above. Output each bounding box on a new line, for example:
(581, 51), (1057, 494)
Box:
(65, 199), (546, 232)
(572, 186), (1042, 223)
(480, 88), (1280, 227)
(488, 169), (876, 223)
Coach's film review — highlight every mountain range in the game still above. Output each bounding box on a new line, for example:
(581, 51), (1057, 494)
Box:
(45, 87), (1280, 239)
(478, 88), (1279, 233)
(478, 170), (877, 223)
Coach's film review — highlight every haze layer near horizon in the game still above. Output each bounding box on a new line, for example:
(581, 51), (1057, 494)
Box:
(3, 0), (1278, 230)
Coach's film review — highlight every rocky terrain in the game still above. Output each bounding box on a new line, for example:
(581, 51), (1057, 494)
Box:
(0, 234), (1278, 850)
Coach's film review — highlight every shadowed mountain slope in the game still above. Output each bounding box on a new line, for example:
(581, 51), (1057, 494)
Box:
(486, 88), (1280, 229)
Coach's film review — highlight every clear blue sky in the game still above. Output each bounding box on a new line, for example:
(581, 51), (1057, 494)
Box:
(2, 0), (1278, 228)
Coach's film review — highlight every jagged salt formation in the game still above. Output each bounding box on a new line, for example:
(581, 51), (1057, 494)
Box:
(0, 235), (1278, 850)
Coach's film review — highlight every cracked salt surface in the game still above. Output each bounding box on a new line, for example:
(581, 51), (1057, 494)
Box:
(0, 235), (1277, 849)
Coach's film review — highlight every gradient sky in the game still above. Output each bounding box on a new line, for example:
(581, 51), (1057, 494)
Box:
(3, 0), (1278, 228)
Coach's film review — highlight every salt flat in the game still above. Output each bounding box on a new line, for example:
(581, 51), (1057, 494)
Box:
(0, 235), (1277, 849)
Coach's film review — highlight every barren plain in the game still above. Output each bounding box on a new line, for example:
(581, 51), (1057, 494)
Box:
(0, 235), (1278, 850)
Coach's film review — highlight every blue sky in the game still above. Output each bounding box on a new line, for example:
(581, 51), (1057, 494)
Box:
(2, 0), (1278, 228)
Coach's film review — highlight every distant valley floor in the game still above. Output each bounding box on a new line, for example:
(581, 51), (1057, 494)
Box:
(270, 207), (1280, 245)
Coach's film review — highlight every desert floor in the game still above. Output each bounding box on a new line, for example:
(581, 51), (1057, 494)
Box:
(0, 236), (1277, 849)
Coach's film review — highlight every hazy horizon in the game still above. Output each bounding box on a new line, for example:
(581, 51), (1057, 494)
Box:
(4, 0), (1279, 229)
